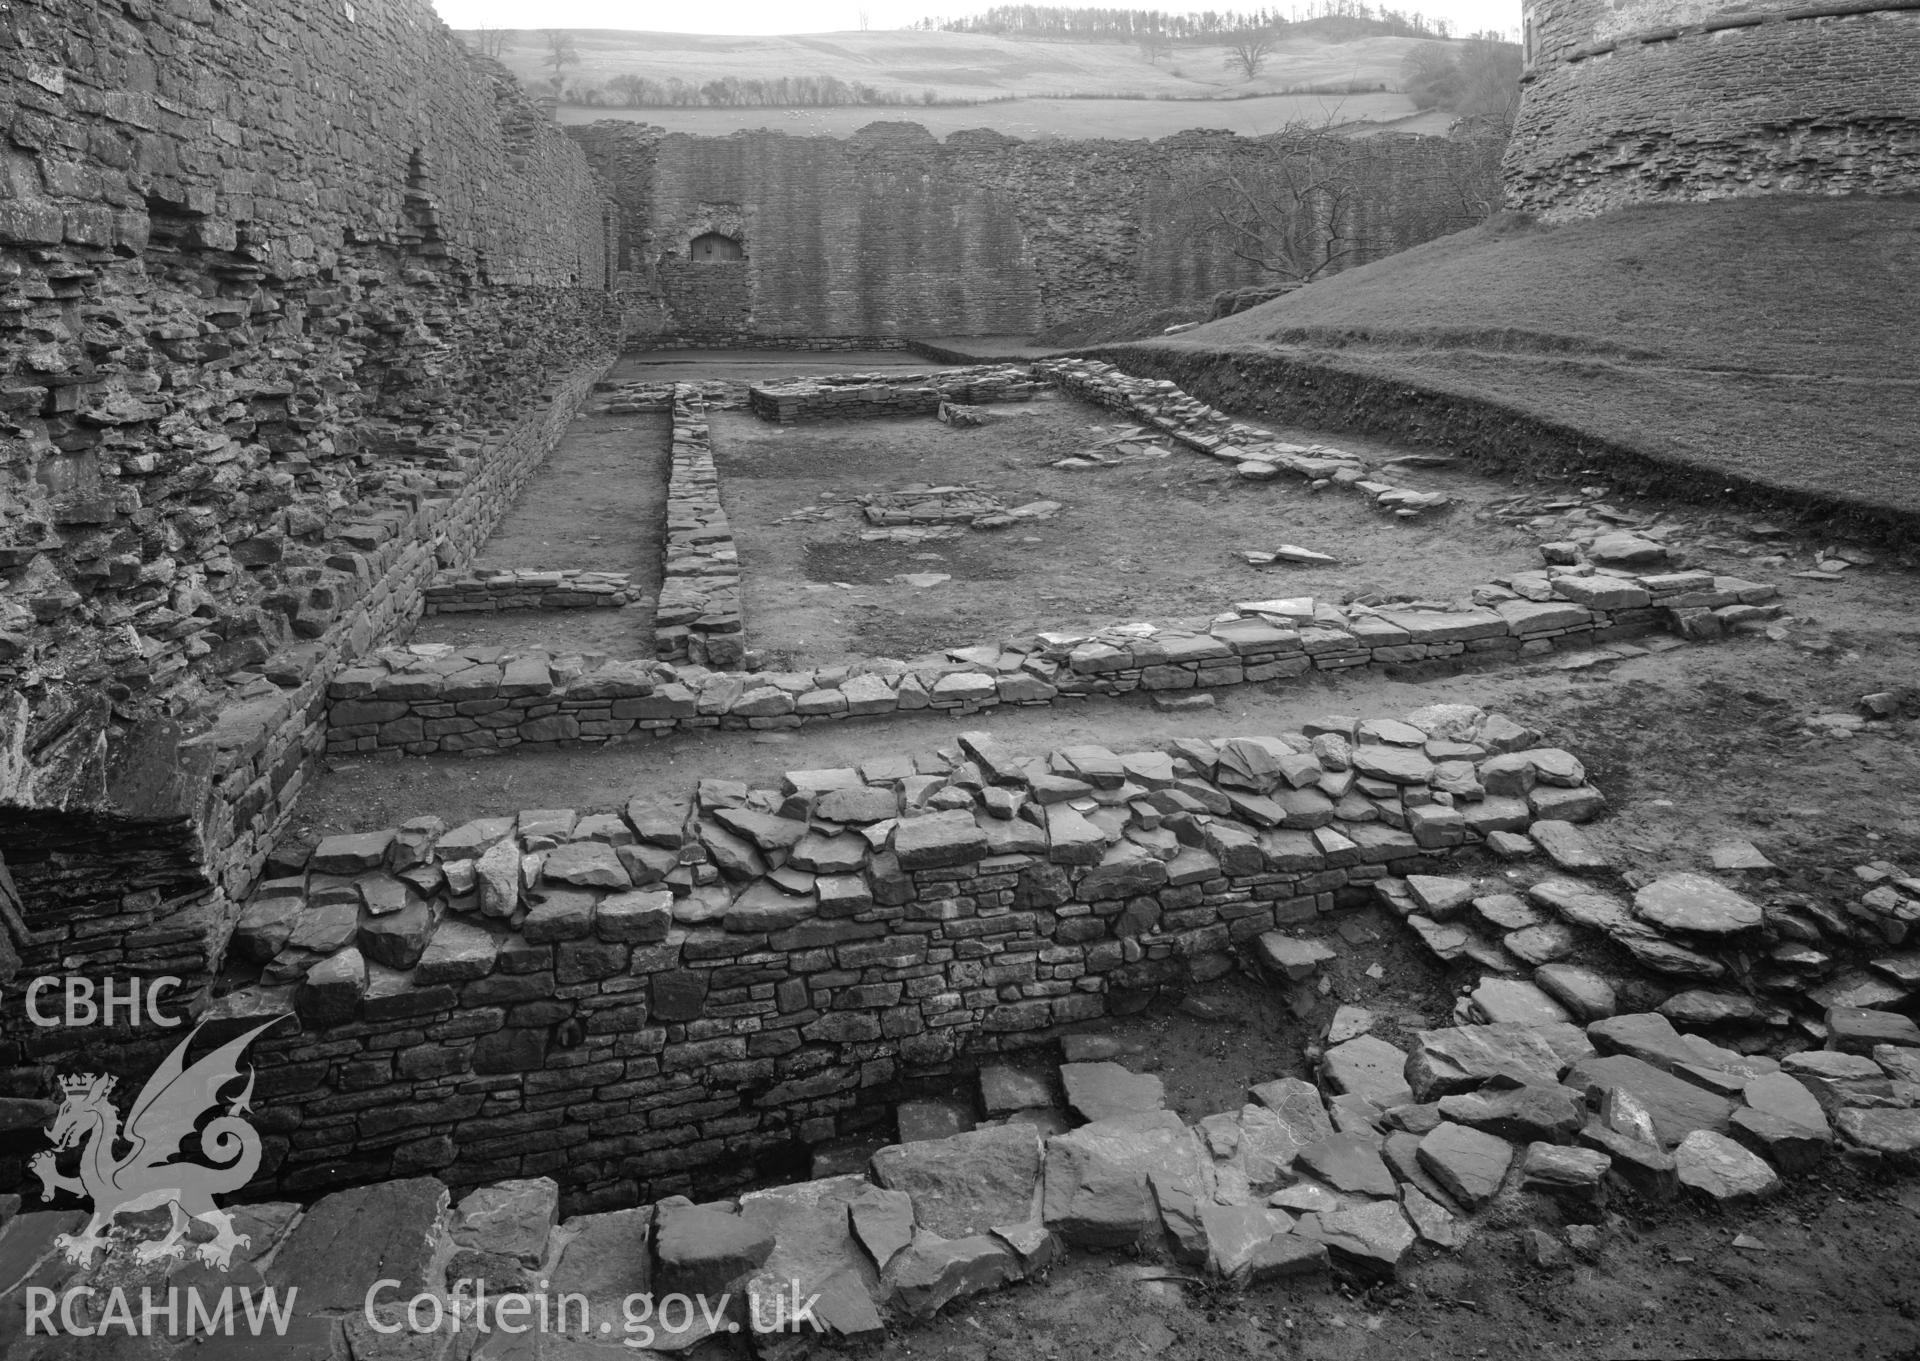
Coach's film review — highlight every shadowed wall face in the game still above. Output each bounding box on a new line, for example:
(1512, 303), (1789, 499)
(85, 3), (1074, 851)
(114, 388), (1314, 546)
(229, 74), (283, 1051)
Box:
(1507, 0), (1920, 219)
(572, 122), (1506, 343)
(0, 0), (620, 1072)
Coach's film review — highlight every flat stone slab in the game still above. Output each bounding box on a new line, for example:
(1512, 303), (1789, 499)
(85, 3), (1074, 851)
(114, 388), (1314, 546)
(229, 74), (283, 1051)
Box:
(1061, 1062), (1166, 1123)
(871, 1124), (1043, 1239)
(550, 1206), (653, 1319)
(266, 1177), (449, 1309)
(1322, 1034), (1413, 1109)
(653, 1197), (777, 1299)
(1305, 1200), (1416, 1275)
(450, 1177), (558, 1265)
(979, 1065), (1054, 1114)
(1674, 1130), (1780, 1201)
(1529, 820), (1609, 872)
(1836, 1106), (1920, 1156)
(1416, 1122), (1515, 1209)
(1406, 1024), (1563, 1101)
(739, 1177), (886, 1343)
(1296, 1134), (1397, 1198)
(1633, 872), (1763, 934)
(1256, 931), (1338, 979)
(1044, 1111), (1207, 1248)
(1563, 1054), (1736, 1149)
(1826, 1006), (1920, 1053)
(888, 1230), (1020, 1319)
(1471, 978), (1572, 1025)
(1534, 963), (1616, 1021)
(1200, 1205), (1326, 1282)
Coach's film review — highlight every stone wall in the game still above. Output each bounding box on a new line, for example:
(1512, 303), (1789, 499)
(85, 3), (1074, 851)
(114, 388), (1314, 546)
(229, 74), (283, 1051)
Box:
(747, 366), (1047, 424)
(655, 388), (744, 668)
(0, 0), (620, 1084)
(573, 121), (1506, 343)
(205, 708), (1611, 1205)
(1506, 0), (1920, 218)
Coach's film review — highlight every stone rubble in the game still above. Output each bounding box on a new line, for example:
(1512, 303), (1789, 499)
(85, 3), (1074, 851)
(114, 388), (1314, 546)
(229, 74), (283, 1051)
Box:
(321, 552), (1779, 757)
(747, 366), (1044, 424)
(421, 567), (645, 614)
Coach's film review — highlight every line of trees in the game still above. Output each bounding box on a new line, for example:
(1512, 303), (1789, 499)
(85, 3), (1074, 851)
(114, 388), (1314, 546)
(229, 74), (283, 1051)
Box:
(910, 4), (1454, 40)
(1400, 34), (1523, 126)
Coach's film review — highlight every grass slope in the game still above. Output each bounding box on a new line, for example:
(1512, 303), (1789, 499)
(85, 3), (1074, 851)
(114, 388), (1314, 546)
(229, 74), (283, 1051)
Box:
(1138, 196), (1920, 518)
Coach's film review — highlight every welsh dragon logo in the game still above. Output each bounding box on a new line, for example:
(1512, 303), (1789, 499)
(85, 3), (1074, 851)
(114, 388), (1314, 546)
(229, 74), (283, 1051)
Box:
(30, 1017), (286, 1271)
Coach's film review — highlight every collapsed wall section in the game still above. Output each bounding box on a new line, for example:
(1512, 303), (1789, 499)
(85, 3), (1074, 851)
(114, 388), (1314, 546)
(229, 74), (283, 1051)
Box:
(0, 0), (620, 1066)
(573, 121), (1506, 344)
(1506, 0), (1920, 218)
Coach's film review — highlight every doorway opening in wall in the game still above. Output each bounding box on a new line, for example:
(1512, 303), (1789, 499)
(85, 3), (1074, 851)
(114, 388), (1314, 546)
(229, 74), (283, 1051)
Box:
(691, 231), (746, 262)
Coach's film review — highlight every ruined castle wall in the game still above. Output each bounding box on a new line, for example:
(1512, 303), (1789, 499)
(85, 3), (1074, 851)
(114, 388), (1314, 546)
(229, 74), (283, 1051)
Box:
(0, 2), (620, 1035)
(574, 121), (1506, 343)
(1505, 0), (1920, 218)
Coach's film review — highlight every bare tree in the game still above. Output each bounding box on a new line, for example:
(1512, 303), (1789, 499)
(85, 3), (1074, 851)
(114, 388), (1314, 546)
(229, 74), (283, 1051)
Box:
(1223, 28), (1277, 81)
(1176, 120), (1364, 283)
(857, 8), (870, 30)
(1139, 28), (1173, 64)
(542, 29), (580, 89)
(1452, 33), (1523, 128)
(471, 24), (511, 59)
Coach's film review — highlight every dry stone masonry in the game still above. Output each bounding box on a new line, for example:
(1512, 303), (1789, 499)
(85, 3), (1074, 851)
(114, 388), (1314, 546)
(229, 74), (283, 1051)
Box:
(572, 120), (1508, 344)
(1507, 0), (1920, 218)
(220, 705), (1619, 1202)
(321, 542), (1777, 759)
(0, 0), (627, 1124)
(747, 365), (1044, 424)
(656, 386), (744, 669)
(423, 568), (646, 615)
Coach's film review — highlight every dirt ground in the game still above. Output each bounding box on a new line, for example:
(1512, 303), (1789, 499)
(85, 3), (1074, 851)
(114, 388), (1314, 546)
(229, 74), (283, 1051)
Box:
(407, 372), (668, 656)
(708, 395), (1540, 670)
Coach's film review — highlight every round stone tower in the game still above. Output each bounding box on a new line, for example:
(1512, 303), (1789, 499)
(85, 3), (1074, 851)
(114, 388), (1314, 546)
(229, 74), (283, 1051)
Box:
(1503, 0), (1920, 219)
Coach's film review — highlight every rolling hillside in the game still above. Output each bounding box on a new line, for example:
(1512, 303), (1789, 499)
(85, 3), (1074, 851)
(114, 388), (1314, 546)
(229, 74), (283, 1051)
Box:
(475, 27), (1430, 102)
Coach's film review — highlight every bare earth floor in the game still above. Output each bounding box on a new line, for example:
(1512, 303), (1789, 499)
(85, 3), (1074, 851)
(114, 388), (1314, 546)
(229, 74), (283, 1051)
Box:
(709, 394), (1541, 670)
(407, 361), (670, 657)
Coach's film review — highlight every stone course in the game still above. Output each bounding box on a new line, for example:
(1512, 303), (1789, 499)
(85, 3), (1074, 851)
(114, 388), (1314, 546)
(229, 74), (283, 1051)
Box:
(215, 706), (1620, 1202)
(655, 386), (744, 668)
(322, 554), (1772, 756)
(423, 568), (645, 614)
(0, 0), (622, 1123)
(1507, 0), (1920, 219)
(747, 365), (1044, 424)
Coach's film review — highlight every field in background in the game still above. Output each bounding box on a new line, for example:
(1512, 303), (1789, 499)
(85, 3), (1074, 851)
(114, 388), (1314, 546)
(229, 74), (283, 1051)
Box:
(557, 92), (1439, 139)
(481, 26), (1431, 96)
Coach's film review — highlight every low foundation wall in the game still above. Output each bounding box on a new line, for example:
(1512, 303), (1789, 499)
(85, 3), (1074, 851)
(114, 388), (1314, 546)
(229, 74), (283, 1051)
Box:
(655, 387), (744, 668)
(322, 566), (1774, 759)
(423, 569), (643, 614)
(628, 335), (913, 352)
(747, 366), (1047, 424)
(219, 708), (1607, 1203)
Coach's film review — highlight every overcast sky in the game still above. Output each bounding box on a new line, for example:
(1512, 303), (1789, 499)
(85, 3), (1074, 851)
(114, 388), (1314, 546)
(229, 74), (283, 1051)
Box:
(430, 1), (1522, 41)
